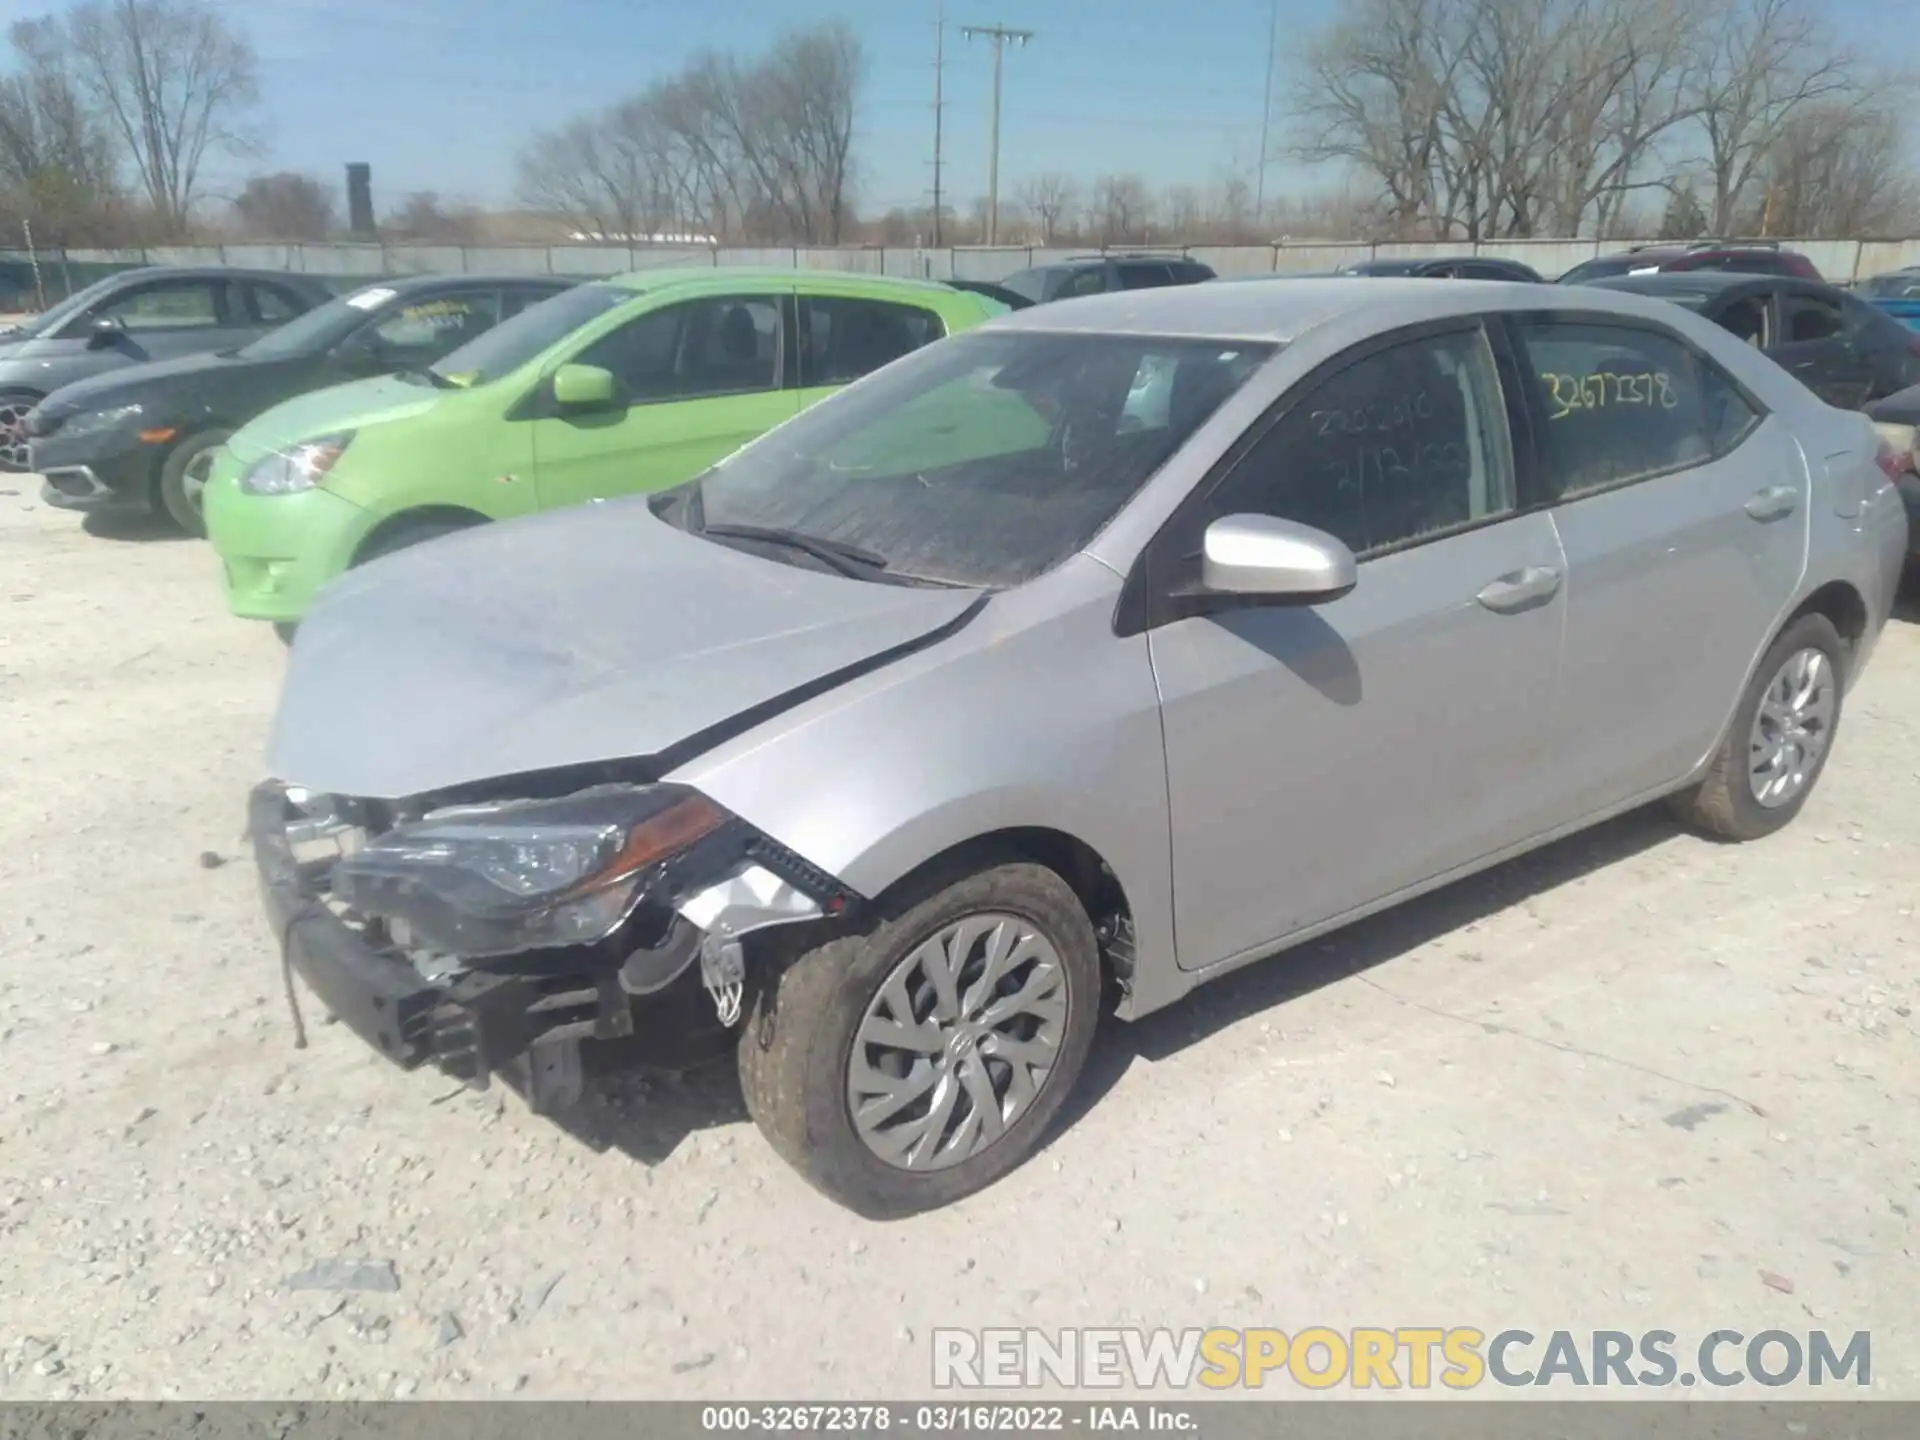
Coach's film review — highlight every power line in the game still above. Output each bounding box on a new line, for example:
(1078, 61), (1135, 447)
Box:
(1256, 0), (1278, 221)
(960, 21), (1033, 246)
(931, 1), (946, 245)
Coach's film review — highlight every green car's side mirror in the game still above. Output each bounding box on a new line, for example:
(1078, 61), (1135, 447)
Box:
(552, 363), (618, 411)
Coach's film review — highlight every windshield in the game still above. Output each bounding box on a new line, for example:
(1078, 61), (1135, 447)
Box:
(6, 272), (136, 338)
(237, 283), (398, 360)
(1859, 272), (1920, 299)
(999, 269), (1050, 304)
(428, 282), (629, 384)
(689, 329), (1273, 588)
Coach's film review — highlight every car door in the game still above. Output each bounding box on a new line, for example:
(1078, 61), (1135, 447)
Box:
(1145, 320), (1569, 971)
(1508, 314), (1805, 818)
(68, 275), (247, 375)
(531, 291), (798, 509)
(792, 293), (947, 413)
(1838, 293), (1920, 401)
(1768, 289), (1873, 407)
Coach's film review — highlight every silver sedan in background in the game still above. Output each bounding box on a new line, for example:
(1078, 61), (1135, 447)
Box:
(249, 278), (1910, 1216)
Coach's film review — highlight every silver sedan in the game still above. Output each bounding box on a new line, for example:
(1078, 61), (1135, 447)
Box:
(251, 278), (1910, 1216)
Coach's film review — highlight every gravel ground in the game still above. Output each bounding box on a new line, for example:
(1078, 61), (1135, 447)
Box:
(0, 490), (1915, 1402)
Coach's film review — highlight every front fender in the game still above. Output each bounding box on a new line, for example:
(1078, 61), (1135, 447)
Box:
(667, 558), (1183, 1015)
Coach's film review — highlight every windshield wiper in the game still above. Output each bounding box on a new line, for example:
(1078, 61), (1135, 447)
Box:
(698, 522), (891, 580)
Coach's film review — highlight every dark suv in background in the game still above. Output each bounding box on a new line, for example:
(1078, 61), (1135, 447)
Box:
(1001, 253), (1216, 304)
(1558, 241), (1822, 285)
(1339, 255), (1543, 281)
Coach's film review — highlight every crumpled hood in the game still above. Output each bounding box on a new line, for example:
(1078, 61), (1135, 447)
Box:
(229, 373), (448, 466)
(269, 496), (984, 799)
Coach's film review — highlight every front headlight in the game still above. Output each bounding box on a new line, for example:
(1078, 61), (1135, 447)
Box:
(57, 402), (145, 439)
(240, 431), (355, 495)
(329, 784), (731, 957)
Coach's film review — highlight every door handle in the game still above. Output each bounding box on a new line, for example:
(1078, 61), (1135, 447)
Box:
(1744, 485), (1798, 521)
(1475, 565), (1562, 614)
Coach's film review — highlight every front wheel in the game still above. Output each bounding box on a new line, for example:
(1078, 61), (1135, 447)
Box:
(738, 860), (1101, 1218)
(354, 513), (483, 566)
(0, 389), (43, 473)
(158, 428), (233, 535)
(1669, 612), (1846, 841)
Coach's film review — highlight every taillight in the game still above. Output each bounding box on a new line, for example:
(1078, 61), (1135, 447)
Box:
(1872, 429), (1914, 480)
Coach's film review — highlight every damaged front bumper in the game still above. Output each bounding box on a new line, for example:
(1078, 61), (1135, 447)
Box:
(247, 780), (854, 1110)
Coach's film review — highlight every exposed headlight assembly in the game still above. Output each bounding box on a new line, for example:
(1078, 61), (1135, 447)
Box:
(330, 784), (730, 958)
(240, 431), (354, 495)
(58, 402), (145, 439)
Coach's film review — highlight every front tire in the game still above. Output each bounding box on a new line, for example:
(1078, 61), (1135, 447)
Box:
(0, 388), (44, 473)
(1669, 612), (1846, 841)
(158, 428), (233, 536)
(738, 860), (1101, 1218)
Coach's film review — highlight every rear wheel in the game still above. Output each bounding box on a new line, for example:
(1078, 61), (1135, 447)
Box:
(157, 428), (233, 535)
(0, 389), (43, 473)
(738, 860), (1101, 1218)
(1669, 612), (1845, 841)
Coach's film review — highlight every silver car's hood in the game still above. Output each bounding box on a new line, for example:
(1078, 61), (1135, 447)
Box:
(269, 497), (983, 799)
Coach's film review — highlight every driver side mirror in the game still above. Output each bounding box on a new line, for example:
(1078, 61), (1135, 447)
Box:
(1200, 514), (1357, 602)
(552, 363), (618, 412)
(86, 315), (126, 349)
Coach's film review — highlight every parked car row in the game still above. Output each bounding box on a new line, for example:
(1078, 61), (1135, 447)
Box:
(13, 248), (1912, 1214)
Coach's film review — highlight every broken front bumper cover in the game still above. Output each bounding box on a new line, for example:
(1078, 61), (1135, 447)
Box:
(247, 781), (851, 1105)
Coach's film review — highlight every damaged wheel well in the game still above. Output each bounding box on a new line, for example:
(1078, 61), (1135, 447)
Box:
(879, 827), (1137, 989)
(1789, 580), (1868, 659)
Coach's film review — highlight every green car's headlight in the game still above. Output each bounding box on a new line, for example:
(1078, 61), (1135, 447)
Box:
(239, 431), (355, 495)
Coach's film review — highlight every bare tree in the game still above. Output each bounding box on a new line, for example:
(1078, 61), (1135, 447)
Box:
(230, 171), (333, 240)
(1013, 171), (1077, 243)
(59, 0), (260, 235)
(1682, 0), (1855, 234)
(385, 190), (484, 244)
(1750, 88), (1920, 237)
(0, 18), (121, 242)
(1089, 173), (1155, 244)
(520, 23), (863, 245)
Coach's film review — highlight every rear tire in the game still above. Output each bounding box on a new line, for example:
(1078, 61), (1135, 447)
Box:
(738, 860), (1101, 1218)
(1668, 612), (1846, 841)
(158, 428), (233, 536)
(354, 513), (483, 566)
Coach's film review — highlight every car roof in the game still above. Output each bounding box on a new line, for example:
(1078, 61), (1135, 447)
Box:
(100, 265), (333, 285)
(1586, 272), (1836, 300)
(364, 272), (575, 292)
(990, 275), (1694, 343)
(590, 266), (970, 298)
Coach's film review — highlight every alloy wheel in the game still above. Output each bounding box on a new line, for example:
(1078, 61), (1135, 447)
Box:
(180, 448), (216, 514)
(847, 913), (1069, 1172)
(0, 400), (33, 472)
(1747, 646), (1835, 808)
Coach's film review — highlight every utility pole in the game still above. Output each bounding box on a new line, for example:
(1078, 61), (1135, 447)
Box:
(931, 1), (946, 246)
(1255, 0), (1277, 225)
(961, 21), (1033, 246)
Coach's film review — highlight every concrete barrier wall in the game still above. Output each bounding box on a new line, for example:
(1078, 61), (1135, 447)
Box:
(2, 237), (1917, 306)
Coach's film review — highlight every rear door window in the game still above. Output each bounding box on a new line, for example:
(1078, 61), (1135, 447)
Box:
(797, 297), (945, 386)
(1119, 263), (1177, 289)
(1782, 293), (1846, 342)
(1514, 319), (1758, 497)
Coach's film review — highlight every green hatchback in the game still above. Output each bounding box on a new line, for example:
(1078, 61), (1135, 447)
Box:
(203, 269), (1004, 625)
